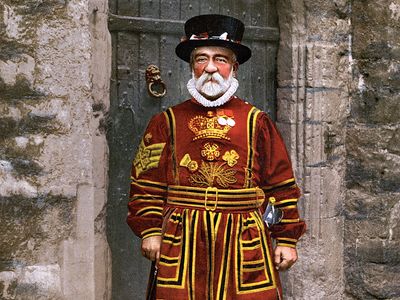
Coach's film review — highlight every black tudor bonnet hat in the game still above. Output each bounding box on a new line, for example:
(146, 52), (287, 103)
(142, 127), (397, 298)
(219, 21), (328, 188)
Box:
(175, 14), (252, 64)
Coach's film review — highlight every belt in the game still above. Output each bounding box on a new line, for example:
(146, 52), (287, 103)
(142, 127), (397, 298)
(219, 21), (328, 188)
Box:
(166, 185), (265, 212)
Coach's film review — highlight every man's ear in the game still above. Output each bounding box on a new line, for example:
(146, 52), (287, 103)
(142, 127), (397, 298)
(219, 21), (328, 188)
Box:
(233, 62), (239, 76)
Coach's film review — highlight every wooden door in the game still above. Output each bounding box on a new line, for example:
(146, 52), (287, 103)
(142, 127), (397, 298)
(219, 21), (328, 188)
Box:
(107, 1), (279, 298)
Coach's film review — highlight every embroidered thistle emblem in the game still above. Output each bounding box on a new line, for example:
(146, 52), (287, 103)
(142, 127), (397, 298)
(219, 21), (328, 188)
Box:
(179, 153), (199, 172)
(189, 162), (237, 188)
(222, 150), (239, 167)
(201, 143), (221, 161)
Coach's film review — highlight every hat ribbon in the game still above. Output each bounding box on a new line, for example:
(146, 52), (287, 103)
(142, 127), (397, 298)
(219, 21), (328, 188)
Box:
(189, 32), (229, 41)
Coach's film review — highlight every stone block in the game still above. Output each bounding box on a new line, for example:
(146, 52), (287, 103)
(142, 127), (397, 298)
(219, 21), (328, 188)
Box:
(305, 15), (350, 44)
(388, 128), (400, 156)
(357, 58), (400, 90)
(0, 264), (61, 299)
(320, 166), (345, 218)
(276, 87), (301, 124)
(304, 88), (348, 123)
(345, 237), (400, 299)
(350, 43), (400, 125)
(347, 125), (399, 153)
(275, 122), (299, 156)
(283, 216), (344, 299)
(276, 40), (306, 88)
(0, 194), (75, 267)
(303, 121), (327, 166)
(346, 126), (400, 193)
(305, 42), (350, 89)
(352, 0), (400, 60)
(389, 200), (400, 241)
(301, 164), (344, 220)
(351, 90), (400, 126)
(345, 189), (398, 225)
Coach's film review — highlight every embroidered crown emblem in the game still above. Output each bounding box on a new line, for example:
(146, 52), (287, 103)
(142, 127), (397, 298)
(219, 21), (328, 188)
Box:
(188, 112), (232, 140)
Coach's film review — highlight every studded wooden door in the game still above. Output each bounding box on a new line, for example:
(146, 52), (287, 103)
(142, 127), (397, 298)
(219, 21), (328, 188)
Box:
(107, 1), (279, 298)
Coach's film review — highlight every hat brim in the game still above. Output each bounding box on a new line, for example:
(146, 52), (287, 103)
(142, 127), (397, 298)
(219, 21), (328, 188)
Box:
(175, 39), (252, 65)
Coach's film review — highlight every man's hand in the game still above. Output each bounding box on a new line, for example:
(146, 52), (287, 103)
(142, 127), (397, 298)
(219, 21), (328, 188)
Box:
(141, 235), (162, 265)
(274, 246), (298, 271)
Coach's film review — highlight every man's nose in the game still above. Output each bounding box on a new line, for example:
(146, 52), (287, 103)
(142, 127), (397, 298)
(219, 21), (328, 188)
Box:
(204, 60), (218, 73)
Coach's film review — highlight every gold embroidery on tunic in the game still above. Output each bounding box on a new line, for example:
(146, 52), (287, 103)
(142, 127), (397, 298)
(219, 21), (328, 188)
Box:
(179, 153), (199, 172)
(243, 167), (254, 188)
(133, 139), (166, 177)
(189, 162), (237, 188)
(188, 112), (232, 140)
(222, 150), (239, 167)
(201, 143), (221, 161)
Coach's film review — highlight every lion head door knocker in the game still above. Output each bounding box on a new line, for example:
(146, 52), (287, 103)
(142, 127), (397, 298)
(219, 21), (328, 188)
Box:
(145, 65), (167, 98)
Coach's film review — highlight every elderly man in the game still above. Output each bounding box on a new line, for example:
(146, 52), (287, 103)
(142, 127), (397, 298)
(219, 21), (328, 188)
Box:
(127, 14), (305, 300)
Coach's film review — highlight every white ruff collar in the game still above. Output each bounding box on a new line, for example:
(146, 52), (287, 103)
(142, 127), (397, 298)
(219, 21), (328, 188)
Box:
(187, 77), (239, 107)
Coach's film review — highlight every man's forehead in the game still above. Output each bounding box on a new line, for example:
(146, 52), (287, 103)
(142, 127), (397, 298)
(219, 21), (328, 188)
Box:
(192, 46), (235, 57)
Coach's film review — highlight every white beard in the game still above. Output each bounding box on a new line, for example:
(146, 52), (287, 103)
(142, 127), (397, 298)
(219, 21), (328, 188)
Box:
(193, 69), (234, 98)
(187, 71), (239, 107)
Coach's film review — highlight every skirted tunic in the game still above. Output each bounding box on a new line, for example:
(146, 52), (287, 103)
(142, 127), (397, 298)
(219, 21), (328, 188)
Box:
(127, 97), (306, 300)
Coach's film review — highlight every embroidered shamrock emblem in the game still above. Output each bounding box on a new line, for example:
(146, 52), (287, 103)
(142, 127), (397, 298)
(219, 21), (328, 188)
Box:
(222, 149), (239, 167)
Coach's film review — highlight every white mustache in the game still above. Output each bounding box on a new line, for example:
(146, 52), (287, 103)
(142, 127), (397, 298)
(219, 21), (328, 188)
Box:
(195, 72), (225, 88)
(193, 70), (233, 98)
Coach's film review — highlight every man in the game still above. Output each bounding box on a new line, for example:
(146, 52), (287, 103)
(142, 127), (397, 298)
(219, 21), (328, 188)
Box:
(127, 14), (306, 300)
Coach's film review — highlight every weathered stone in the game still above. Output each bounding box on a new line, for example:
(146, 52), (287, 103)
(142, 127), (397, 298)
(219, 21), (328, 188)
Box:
(0, 265), (62, 300)
(0, 114), (59, 141)
(0, 77), (43, 103)
(345, 189), (397, 221)
(284, 216), (344, 299)
(0, 195), (76, 263)
(277, 0), (400, 299)
(345, 243), (400, 299)
(0, 0), (111, 298)
(357, 58), (400, 89)
(352, 0), (399, 61)
(346, 125), (400, 193)
(350, 90), (400, 125)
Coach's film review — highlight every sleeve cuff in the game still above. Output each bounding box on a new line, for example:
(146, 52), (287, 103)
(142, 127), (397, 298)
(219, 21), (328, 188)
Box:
(141, 227), (162, 239)
(275, 237), (298, 248)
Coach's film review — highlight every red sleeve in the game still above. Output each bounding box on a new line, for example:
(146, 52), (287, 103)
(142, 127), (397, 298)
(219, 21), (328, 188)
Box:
(126, 112), (170, 239)
(257, 112), (306, 248)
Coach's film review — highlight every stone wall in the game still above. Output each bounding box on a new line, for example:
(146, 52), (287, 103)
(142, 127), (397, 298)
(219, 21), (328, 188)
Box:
(276, 0), (351, 298)
(344, 0), (400, 299)
(0, 0), (398, 299)
(0, 0), (111, 299)
(276, 1), (399, 299)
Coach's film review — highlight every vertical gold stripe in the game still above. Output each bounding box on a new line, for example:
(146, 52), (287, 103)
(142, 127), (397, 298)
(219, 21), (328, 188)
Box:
(252, 211), (276, 285)
(181, 210), (189, 288)
(250, 109), (261, 174)
(209, 212), (215, 300)
(234, 214), (242, 294)
(203, 211), (211, 300)
(216, 214), (233, 300)
(165, 108), (179, 184)
(245, 107), (261, 188)
(190, 210), (198, 300)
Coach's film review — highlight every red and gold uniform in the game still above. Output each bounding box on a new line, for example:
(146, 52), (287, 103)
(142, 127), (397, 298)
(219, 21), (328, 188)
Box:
(127, 96), (306, 300)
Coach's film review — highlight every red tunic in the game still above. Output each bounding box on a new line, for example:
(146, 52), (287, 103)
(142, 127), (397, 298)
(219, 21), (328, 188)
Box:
(127, 97), (306, 300)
